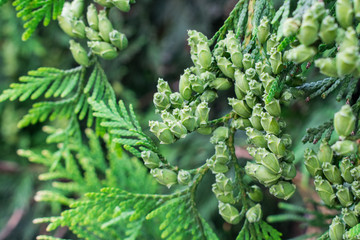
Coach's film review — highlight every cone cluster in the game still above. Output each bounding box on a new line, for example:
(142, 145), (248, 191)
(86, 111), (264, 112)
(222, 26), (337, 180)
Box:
(58, 1), (129, 64)
(305, 105), (359, 240)
(283, 1), (360, 78)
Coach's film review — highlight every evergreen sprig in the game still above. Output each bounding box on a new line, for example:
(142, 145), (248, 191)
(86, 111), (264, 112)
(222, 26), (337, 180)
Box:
(13, 0), (64, 40)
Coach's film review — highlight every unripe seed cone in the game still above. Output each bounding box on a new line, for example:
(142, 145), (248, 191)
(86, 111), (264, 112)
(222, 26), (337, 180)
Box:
(177, 170), (191, 185)
(317, 140), (333, 164)
(242, 53), (254, 70)
(69, 40), (89, 67)
(334, 105), (356, 138)
(141, 150), (161, 169)
(269, 181), (296, 200)
(85, 27), (101, 41)
(283, 18), (300, 37)
(331, 140), (358, 156)
(335, 184), (353, 207)
(336, 0), (354, 28)
(98, 10), (114, 42)
(179, 70), (192, 100)
(70, 0), (84, 18)
(329, 216), (345, 240)
(109, 30), (128, 50)
(319, 16), (337, 44)
(58, 16), (77, 38)
(281, 162), (296, 180)
(304, 148), (322, 177)
(285, 45), (316, 64)
(247, 185), (263, 202)
(322, 162), (343, 184)
(218, 202), (240, 224)
(246, 127), (268, 148)
(112, 0), (131, 12)
(88, 41), (118, 60)
(339, 158), (354, 183)
(342, 208), (358, 227)
(229, 98), (251, 118)
(336, 47), (358, 76)
(266, 134), (286, 156)
(151, 168), (177, 188)
(216, 56), (235, 79)
(314, 176), (336, 206)
(297, 12), (319, 46)
(87, 4), (99, 31)
(315, 58), (338, 77)
(234, 69), (249, 94)
(246, 204), (262, 223)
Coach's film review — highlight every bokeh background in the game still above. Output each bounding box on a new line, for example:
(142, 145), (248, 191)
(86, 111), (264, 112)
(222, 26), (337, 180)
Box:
(0, 0), (344, 239)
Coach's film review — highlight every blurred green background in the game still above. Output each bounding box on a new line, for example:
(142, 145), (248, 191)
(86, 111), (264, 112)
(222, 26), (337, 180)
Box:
(0, 0), (343, 239)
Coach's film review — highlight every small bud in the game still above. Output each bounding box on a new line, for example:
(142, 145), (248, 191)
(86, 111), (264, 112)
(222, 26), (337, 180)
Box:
(266, 134), (285, 156)
(228, 98), (251, 118)
(216, 56), (235, 79)
(200, 90), (218, 103)
(209, 78), (232, 91)
(70, 0), (84, 18)
(342, 208), (358, 227)
(265, 99), (281, 117)
(112, 0), (131, 12)
(260, 151), (281, 174)
(242, 53), (254, 70)
(246, 204), (262, 223)
(247, 185), (263, 202)
(314, 176), (336, 206)
(207, 157), (229, 173)
(334, 105), (356, 138)
(314, 58), (338, 77)
(218, 202), (240, 224)
(281, 162), (296, 180)
(319, 16), (338, 44)
(69, 40), (90, 67)
(249, 80), (263, 97)
(283, 18), (300, 37)
(179, 69), (192, 100)
(269, 181), (296, 200)
(260, 112), (280, 135)
(245, 91), (257, 109)
(269, 48), (283, 74)
(169, 121), (187, 139)
(258, 17), (270, 44)
(297, 12), (319, 46)
(177, 170), (191, 185)
(317, 140), (334, 164)
(153, 92), (170, 110)
(149, 121), (175, 144)
(87, 4), (99, 31)
(58, 16), (76, 38)
(331, 140), (358, 156)
(109, 30), (128, 50)
(304, 149), (322, 177)
(196, 102), (210, 126)
(340, 158), (354, 183)
(266, 34), (278, 54)
(284, 45), (317, 64)
(336, 46), (358, 76)
(245, 162), (281, 186)
(336, 0), (354, 28)
(141, 151), (161, 169)
(85, 27), (101, 41)
(88, 41), (118, 60)
(322, 162), (343, 184)
(246, 127), (268, 148)
(150, 168), (177, 188)
(234, 69), (249, 94)
(98, 10), (114, 42)
(231, 118), (251, 130)
(336, 184), (353, 207)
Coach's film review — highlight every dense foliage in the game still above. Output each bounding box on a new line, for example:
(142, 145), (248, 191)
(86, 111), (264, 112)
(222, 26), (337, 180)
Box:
(1, 0), (360, 239)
